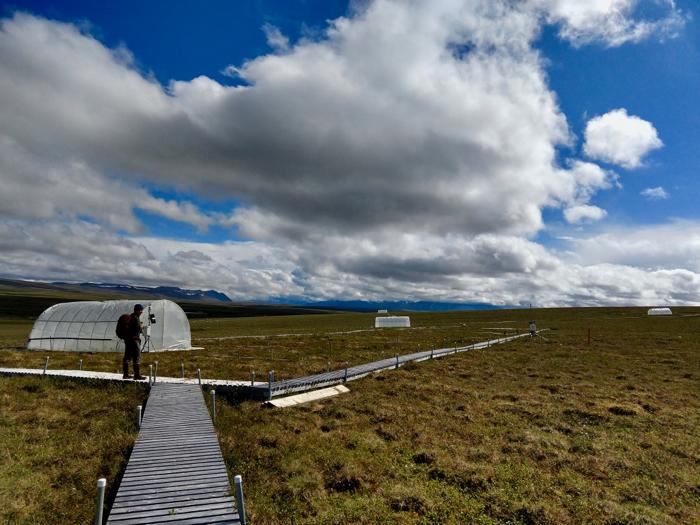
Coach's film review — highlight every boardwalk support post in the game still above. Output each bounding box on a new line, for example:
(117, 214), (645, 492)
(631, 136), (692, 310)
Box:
(344, 363), (348, 383)
(79, 359), (83, 371)
(430, 348), (434, 359)
(181, 362), (185, 379)
(251, 371), (255, 386)
(95, 478), (106, 525)
(268, 370), (274, 400)
(234, 475), (247, 525)
(197, 368), (201, 386)
(154, 361), (158, 384)
(210, 389), (216, 420)
(395, 354), (399, 370)
(149, 365), (153, 385)
(136, 405), (142, 429)
(43, 356), (49, 375)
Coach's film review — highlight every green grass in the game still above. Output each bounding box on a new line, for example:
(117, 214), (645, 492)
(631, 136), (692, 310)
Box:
(0, 310), (531, 381)
(0, 376), (147, 524)
(1, 306), (699, 523)
(207, 308), (700, 524)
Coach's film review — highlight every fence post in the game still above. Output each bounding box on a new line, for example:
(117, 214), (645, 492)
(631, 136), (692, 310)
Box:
(43, 356), (49, 375)
(149, 365), (153, 385)
(154, 361), (158, 383)
(344, 362), (348, 383)
(327, 360), (331, 372)
(234, 475), (247, 525)
(395, 354), (399, 370)
(94, 478), (106, 525)
(210, 389), (216, 419)
(197, 368), (201, 386)
(250, 370), (255, 386)
(79, 359), (83, 371)
(181, 362), (185, 379)
(430, 348), (434, 359)
(268, 370), (274, 400)
(136, 405), (142, 429)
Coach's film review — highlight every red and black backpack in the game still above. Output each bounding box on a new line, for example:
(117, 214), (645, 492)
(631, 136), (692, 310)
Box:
(116, 314), (131, 340)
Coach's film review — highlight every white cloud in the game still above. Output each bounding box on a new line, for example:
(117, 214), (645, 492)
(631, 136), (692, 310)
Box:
(537, 0), (686, 47)
(641, 186), (668, 200)
(262, 23), (290, 52)
(583, 108), (663, 168)
(0, 135), (212, 233)
(564, 204), (608, 224)
(0, 3), (690, 306)
(564, 221), (700, 272)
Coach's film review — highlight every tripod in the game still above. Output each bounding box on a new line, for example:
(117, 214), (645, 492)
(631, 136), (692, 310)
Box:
(141, 306), (156, 353)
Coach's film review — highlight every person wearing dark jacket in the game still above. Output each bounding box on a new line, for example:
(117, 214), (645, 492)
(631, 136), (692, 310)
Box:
(123, 304), (146, 380)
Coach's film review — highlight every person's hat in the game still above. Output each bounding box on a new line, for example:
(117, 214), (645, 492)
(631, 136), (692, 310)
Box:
(134, 304), (144, 312)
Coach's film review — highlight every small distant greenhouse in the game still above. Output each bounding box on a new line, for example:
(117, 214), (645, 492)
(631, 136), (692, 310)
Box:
(27, 300), (192, 352)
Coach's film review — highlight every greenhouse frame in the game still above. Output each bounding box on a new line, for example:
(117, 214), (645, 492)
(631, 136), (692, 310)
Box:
(27, 299), (192, 352)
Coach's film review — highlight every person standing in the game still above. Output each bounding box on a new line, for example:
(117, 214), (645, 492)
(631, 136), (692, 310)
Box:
(123, 304), (147, 380)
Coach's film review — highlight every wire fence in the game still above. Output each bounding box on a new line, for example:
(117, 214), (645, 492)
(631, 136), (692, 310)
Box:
(263, 332), (531, 399)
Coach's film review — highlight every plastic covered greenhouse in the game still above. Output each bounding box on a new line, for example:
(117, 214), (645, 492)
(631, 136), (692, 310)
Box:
(27, 300), (192, 352)
(375, 316), (411, 328)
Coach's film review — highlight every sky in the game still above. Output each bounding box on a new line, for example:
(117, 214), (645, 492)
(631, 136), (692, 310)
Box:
(0, 0), (699, 306)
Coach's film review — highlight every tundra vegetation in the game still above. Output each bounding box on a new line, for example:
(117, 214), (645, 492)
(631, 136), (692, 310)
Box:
(1, 303), (699, 524)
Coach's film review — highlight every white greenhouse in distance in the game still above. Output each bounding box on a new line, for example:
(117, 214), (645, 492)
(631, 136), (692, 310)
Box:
(375, 316), (411, 328)
(647, 307), (672, 316)
(27, 300), (192, 352)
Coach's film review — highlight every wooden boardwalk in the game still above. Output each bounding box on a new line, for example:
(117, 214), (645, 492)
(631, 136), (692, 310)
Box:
(106, 383), (241, 524)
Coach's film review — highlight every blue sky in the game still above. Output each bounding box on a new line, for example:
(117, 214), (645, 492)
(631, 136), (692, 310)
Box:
(0, 0), (699, 305)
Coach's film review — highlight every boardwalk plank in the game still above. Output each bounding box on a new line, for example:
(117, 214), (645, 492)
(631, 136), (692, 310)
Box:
(106, 384), (239, 524)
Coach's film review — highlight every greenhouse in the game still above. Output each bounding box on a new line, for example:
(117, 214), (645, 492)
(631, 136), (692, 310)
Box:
(375, 316), (411, 328)
(27, 299), (192, 352)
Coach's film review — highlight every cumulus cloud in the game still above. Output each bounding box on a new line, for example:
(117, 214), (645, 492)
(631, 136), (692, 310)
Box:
(0, 3), (690, 306)
(537, 0), (686, 47)
(564, 204), (607, 224)
(262, 23), (290, 52)
(583, 108), (663, 169)
(0, 135), (212, 233)
(641, 186), (668, 200)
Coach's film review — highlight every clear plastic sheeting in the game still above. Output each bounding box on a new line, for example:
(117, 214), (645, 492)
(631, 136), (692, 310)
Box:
(647, 307), (672, 316)
(27, 300), (192, 352)
(375, 316), (411, 328)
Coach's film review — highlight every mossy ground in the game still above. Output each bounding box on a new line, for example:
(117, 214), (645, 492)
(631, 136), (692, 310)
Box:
(1, 307), (699, 523)
(0, 376), (147, 524)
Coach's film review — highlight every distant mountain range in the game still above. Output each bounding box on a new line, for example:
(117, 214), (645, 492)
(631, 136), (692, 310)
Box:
(52, 282), (232, 303)
(3, 277), (508, 312)
(271, 299), (507, 312)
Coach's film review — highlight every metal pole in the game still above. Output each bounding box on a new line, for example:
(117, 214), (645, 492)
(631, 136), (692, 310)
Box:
(395, 354), (399, 370)
(79, 359), (83, 371)
(94, 478), (106, 525)
(268, 370), (274, 400)
(43, 356), (49, 375)
(136, 405), (142, 429)
(149, 364), (153, 385)
(181, 362), (185, 379)
(197, 368), (201, 385)
(234, 475), (247, 525)
(210, 389), (216, 419)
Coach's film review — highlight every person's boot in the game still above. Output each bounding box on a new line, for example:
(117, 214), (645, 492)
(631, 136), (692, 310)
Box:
(133, 363), (147, 381)
(122, 362), (131, 379)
